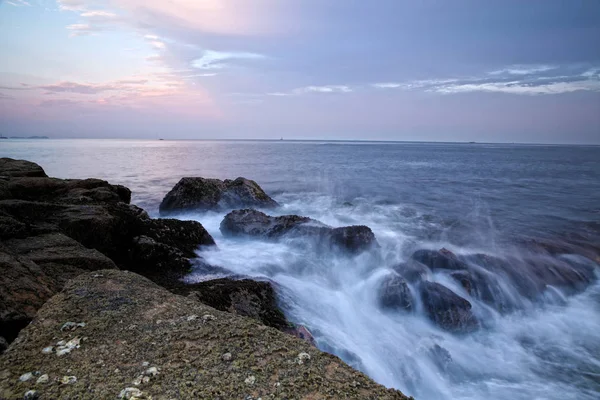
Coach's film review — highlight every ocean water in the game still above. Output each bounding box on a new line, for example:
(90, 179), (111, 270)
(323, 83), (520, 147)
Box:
(2, 139), (600, 399)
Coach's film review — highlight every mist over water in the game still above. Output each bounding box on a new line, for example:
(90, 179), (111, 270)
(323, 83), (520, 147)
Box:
(2, 139), (600, 399)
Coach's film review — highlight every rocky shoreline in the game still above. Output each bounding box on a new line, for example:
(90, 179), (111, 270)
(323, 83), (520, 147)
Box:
(0, 158), (411, 399)
(2, 157), (599, 399)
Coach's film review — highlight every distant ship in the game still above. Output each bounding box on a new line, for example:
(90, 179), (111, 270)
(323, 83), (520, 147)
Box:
(0, 134), (7, 140)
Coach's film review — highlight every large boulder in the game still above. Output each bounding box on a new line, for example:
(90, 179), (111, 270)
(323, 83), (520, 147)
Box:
(159, 177), (278, 214)
(379, 275), (413, 312)
(221, 209), (377, 254)
(0, 270), (410, 400)
(0, 158), (47, 178)
(185, 278), (289, 331)
(420, 281), (478, 333)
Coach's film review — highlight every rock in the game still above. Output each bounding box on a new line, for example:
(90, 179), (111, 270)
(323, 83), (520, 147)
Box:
(0, 158), (47, 178)
(0, 337), (7, 354)
(1, 177), (130, 205)
(0, 160), (219, 346)
(392, 260), (430, 283)
(379, 275), (413, 312)
(221, 352), (232, 361)
(0, 249), (58, 343)
(420, 281), (478, 333)
(220, 209), (377, 254)
(5, 232), (117, 286)
(19, 373), (33, 382)
(35, 375), (48, 384)
(411, 248), (468, 271)
(159, 177), (278, 214)
(185, 278), (289, 331)
(0, 270), (410, 400)
(139, 218), (215, 257)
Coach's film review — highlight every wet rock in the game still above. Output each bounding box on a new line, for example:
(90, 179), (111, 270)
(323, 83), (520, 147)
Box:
(186, 278), (289, 331)
(0, 270), (410, 399)
(0, 158), (47, 178)
(139, 218), (215, 257)
(159, 176), (279, 214)
(428, 344), (453, 372)
(379, 275), (413, 312)
(220, 209), (377, 254)
(420, 281), (478, 333)
(411, 248), (467, 271)
(392, 260), (430, 283)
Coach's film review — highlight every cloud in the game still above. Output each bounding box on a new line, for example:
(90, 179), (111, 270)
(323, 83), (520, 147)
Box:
(488, 65), (557, 76)
(191, 50), (265, 70)
(66, 23), (100, 37)
(57, 0), (86, 11)
(6, 0), (30, 6)
(80, 10), (119, 21)
(434, 79), (600, 95)
(266, 85), (353, 97)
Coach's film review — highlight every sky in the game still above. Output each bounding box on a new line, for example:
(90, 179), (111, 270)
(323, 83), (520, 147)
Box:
(0, 0), (599, 143)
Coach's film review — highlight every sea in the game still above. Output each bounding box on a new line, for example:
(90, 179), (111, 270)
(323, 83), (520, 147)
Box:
(2, 139), (600, 400)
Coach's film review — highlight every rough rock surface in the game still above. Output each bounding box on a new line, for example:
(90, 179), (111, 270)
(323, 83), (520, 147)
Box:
(221, 209), (377, 254)
(185, 278), (289, 331)
(420, 281), (479, 333)
(0, 158), (217, 346)
(0, 270), (410, 400)
(379, 275), (413, 312)
(0, 159), (46, 178)
(159, 177), (279, 214)
(411, 248), (467, 271)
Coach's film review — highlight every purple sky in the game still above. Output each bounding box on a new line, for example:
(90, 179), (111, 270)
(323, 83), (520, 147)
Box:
(1, 0), (599, 143)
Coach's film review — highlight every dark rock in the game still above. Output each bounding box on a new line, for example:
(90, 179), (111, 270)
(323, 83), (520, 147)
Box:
(0, 270), (411, 400)
(392, 260), (430, 283)
(379, 275), (413, 312)
(0, 336), (7, 355)
(185, 278), (289, 331)
(329, 225), (378, 254)
(0, 177), (131, 204)
(0, 158), (47, 178)
(0, 249), (58, 343)
(220, 209), (377, 254)
(465, 253), (597, 301)
(140, 218), (215, 257)
(159, 177), (278, 213)
(412, 248), (468, 271)
(420, 281), (478, 333)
